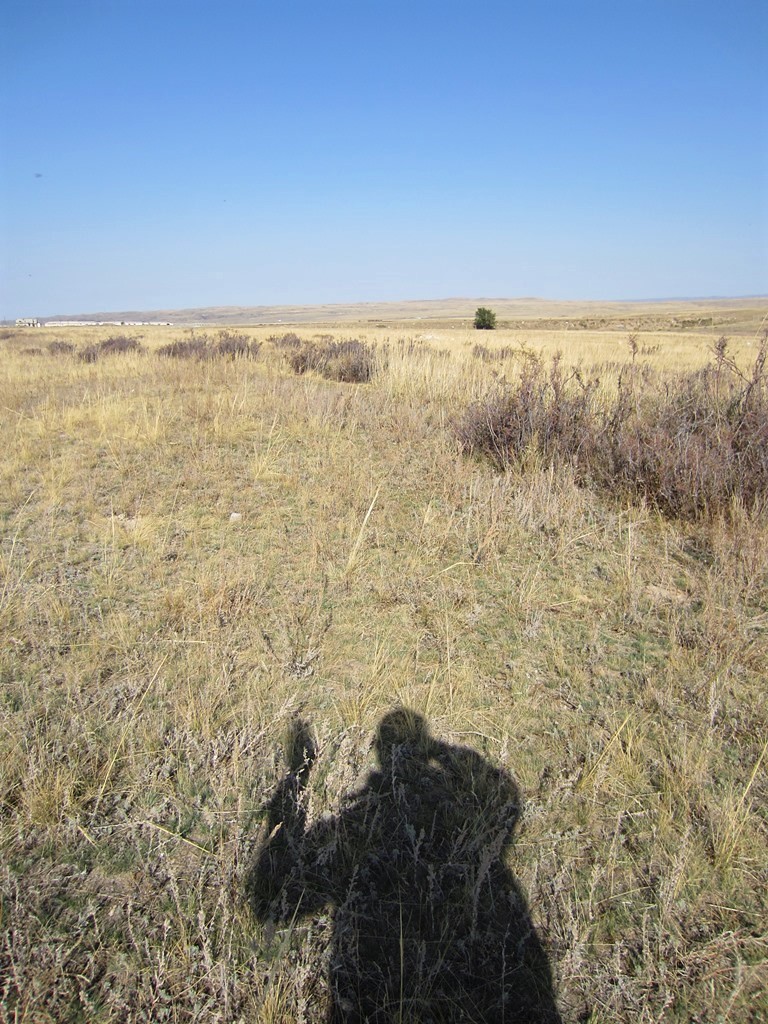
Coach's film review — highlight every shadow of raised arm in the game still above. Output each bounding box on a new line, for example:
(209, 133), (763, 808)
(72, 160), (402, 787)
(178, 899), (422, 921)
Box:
(247, 718), (322, 921)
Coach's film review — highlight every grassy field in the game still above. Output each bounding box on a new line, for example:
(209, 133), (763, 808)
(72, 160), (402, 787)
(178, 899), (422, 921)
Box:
(1, 315), (767, 1022)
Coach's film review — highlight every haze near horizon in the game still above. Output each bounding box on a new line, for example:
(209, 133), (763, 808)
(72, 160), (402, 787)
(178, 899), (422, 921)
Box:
(1, 0), (766, 320)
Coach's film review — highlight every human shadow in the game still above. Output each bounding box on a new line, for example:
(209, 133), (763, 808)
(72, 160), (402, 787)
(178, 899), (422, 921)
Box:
(247, 709), (562, 1023)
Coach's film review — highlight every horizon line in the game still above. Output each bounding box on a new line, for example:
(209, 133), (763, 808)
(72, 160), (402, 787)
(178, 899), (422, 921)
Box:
(8, 293), (768, 323)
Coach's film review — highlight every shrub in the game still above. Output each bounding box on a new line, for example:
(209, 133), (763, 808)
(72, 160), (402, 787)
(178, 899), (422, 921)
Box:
(268, 332), (303, 349)
(455, 338), (768, 519)
(456, 353), (599, 470)
(287, 341), (322, 375)
(214, 330), (259, 359)
(158, 332), (261, 361)
(284, 337), (379, 383)
(78, 345), (100, 363)
(597, 340), (768, 517)
(320, 339), (378, 383)
(79, 336), (143, 362)
(47, 341), (75, 355)
(474, 307), (497, 330)
(157, 336), (212, 359)
(99, 335), (143, 355)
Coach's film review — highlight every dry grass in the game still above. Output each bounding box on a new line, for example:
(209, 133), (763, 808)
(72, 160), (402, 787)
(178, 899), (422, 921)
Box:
(1, 319), (766, 1022)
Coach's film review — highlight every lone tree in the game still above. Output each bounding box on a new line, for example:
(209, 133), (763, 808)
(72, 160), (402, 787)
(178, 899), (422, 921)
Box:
(474, 307), (497, 330)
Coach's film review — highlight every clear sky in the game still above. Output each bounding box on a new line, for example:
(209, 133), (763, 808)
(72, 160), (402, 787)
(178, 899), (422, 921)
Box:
(1, 0), (766, 318)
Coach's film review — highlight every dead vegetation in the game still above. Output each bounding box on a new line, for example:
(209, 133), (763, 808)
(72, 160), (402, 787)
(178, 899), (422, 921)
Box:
(456, 338), (768, 518)
(79, 334), (144, 362)
(158, 330), (261, 360)
(0, 321), (766, 1022)
(281, 336), (380, 383)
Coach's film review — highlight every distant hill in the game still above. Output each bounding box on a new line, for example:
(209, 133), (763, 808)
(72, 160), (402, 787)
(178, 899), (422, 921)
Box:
(38, 296), (768, 332)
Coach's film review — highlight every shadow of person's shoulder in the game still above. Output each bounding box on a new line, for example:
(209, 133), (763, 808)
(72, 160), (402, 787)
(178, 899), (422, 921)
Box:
(431, 740), (521, 822)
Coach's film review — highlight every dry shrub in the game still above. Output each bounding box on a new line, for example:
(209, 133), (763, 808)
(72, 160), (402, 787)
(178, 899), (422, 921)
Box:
(321, 339), (379, 383)
(603, 339), (768, 516)
(47, 340), (75, 355)
(157, 335), (212, 359)
(456, 339), (768, 519)
(286, 338), (379, 383)
(214, 330), (260, 359)
(99, 335), (143, 355)
(286, 341), (319, 375)
(158, 331), (261, 361)
(456, 353), (600, 470)
(268, 331), (303, 349)
(78, 335), (143, 362)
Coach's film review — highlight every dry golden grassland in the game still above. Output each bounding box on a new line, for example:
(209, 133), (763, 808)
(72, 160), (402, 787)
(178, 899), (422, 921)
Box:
(1, 319), (767, 1021)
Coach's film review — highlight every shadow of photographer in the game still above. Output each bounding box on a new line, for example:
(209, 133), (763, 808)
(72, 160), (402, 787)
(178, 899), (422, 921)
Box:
(247, 708), (562, 1023)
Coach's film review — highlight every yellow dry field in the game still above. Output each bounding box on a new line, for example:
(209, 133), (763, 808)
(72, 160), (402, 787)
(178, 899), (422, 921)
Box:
(1, 313), (766, 1022)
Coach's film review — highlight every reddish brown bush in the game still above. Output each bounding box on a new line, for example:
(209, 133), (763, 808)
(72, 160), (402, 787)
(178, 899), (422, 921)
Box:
(78, 336), (143, 362)
(268, 332), (303, 349)
(99, 335), (143, 355)
(320, 339), (378, 383)
(158, 332), (260, 360)
(456, 339), (768, 519)
(285, 338), (379, 383)
(158, 336), (212, 359)
(47, 341), (75, 355)
(456, 353), (600, 470)
(214, 331), (259, 359)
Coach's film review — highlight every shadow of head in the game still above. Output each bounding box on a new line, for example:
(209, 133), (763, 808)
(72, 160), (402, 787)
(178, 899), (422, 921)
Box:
(375, 706), (520, 824)
(374, 707), (434, 765)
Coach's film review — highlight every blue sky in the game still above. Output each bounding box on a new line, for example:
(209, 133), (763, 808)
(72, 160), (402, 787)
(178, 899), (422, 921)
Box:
(1, 0), (766, 318)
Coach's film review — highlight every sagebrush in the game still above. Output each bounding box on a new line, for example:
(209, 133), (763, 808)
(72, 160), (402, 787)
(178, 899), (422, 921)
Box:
(456, 338), (768, 518)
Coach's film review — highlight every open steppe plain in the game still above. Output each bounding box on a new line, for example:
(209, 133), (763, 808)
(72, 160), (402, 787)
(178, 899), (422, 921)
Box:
(1, 299), (767, 1021)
